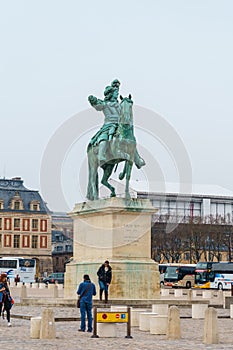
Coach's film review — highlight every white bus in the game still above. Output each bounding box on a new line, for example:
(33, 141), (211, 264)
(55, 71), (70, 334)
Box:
(163, 263), (196, 288)
(208, 262), (233, 290)
(0, 257), (36, 283)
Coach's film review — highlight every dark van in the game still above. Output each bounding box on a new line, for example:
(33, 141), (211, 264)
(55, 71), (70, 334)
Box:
(43, 272), (64, 284)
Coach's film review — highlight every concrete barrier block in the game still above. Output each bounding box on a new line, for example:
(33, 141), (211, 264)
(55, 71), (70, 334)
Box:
(202, 290), (212, 299)
(110, 306), (128, 312)
(20, 285), (27, 300)
(97, 323), (117, 337)
(203, 307), (219, 344)
(174, 289), (183, 297)
(131, 308), (148, 327)
(150, 315), (168, 335)
(152, 304), (168, 315)
(40, 308), (56, 339)
(167, 306), (181, 340)
(139, 312), (158, 332)
(161, 289), (170, 297)
(192, 303), (208, 319)
(30, 317), (42, 339)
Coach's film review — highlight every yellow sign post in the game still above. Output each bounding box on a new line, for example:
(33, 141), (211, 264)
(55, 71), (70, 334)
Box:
(96, 312), (128, 323)
(91, 307), (132, 338)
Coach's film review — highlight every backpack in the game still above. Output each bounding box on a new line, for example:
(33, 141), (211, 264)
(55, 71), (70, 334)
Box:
(3, 293), (14, 311)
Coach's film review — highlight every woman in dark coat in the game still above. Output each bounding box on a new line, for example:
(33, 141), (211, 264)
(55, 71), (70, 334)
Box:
(0, 273), (13, 327)
(97, 260), (112, 303)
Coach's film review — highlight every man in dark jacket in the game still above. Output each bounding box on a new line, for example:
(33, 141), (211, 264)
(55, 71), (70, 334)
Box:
(97, 260), (112, 303)
(77, 274), (96, 332)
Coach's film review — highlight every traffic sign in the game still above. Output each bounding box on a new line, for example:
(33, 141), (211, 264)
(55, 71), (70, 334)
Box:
(96, 312), (128, 323)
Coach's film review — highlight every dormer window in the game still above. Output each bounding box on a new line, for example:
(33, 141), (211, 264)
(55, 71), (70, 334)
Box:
(0, 200), (3, 210)
(30, 201), (40, 211)
(11, 196), (24, 210)
(14, 201), (20, 210)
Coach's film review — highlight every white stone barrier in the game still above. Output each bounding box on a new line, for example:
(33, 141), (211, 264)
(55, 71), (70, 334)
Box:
(174, 289), (183, 297)
(39, 283), (46, 289)
(97, 323), (117, 338)
(167, 306), (181, 340)
(53, 284), (59, 298)
(150, 315), (168, 335)
(20, 284), (27, 300)
(152, 304), (168, 315)
(48, 284), (55, 290)
(230, 304), (233, 318)
(16, 282), (23, 288)
(203, 307), (219, 344)
(31, 283), (38, 288)
(192, 304), (208, 319)
(40, 308), (56, 339)
(131, 308), (148, 327)
(139, 312), (158, 331)
(30, 317), (42, 339)
(202, 290), (212, 299)
(110, 306), (128, 312)
(161, 289), (170, 297)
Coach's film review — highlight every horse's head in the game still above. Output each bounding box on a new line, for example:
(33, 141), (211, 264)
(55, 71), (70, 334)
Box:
(120, 94), (133, 105)
(119, 94), (133, 126)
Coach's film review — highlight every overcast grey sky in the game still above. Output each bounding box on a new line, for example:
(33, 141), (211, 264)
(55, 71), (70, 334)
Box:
(1, 1), (233, 211)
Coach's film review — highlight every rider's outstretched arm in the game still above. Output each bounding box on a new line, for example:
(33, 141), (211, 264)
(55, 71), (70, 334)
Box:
(88, 95), (104, 111)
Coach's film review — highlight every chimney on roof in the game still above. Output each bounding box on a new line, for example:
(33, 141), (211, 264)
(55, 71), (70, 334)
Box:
(11, 177), (21, 180)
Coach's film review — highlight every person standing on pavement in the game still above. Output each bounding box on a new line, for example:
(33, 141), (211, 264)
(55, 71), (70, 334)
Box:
(0, 273), (13, 326)
(97, 260), (112, 303)
(77, 274), (96, 332)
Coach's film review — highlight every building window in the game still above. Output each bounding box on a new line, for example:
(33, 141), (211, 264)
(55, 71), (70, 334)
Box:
(22, 235), (30, 248)
(40, 219), (47, 232)
(4, 234), (12, 247)
(22, 219), (30, 231)
(32, 219), (38, 231)
(14, 235), (20, 248)
(14, 218), (20, 230)
(0, 200), (3, 210)
(32, 235), (38, 248)
(0, 218), (2, 230)
(0, 234), (2, 247)
(30, 201), (40, 211)
(56, 246), (63, 252)
(4, 218), (11, 230)
(14, 201), (20, 210)
(40, 236), (48, 248)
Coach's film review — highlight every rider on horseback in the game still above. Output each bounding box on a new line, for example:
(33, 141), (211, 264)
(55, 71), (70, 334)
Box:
(88, 79), (145, 168)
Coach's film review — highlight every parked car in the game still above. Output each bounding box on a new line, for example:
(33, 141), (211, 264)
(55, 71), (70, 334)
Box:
(43, 273), (64, 284)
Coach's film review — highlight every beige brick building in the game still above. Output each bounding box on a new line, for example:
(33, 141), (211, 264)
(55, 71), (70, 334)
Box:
(0, 177), (52, 277)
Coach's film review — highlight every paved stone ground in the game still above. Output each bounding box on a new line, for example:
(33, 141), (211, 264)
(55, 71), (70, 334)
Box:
(1, 305), (233, 350)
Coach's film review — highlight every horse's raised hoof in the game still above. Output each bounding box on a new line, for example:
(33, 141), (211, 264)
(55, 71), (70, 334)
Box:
(110, 192), (116, 198)
(119, 172), (124, 180)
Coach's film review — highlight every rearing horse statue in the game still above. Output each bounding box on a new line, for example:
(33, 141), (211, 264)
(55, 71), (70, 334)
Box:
(87, 94), (144, 200)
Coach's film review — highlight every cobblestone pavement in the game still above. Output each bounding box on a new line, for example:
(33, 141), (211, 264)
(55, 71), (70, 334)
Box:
(0, 306), (233, 350)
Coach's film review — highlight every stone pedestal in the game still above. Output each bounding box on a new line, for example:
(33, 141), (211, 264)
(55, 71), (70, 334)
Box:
(64, 198), (160, 300)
